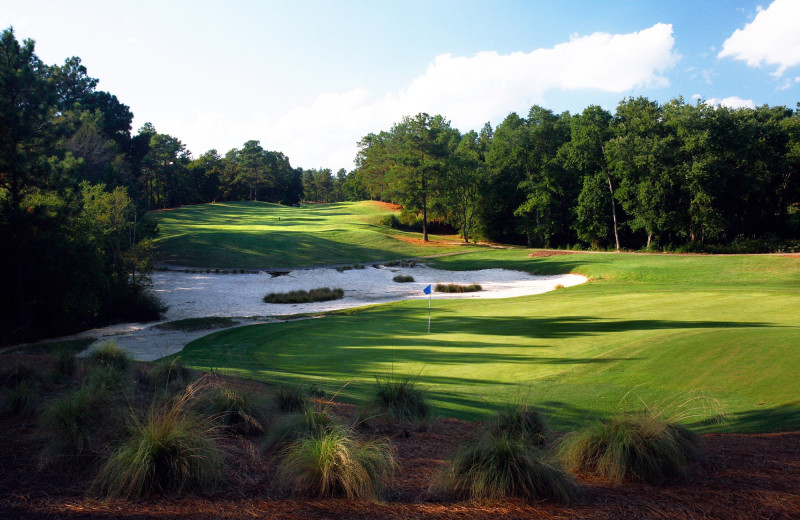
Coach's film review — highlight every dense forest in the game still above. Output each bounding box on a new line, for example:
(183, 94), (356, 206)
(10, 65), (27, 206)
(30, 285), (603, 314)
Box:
(2, 25), (799, 342)
(354, 103), (800, 251)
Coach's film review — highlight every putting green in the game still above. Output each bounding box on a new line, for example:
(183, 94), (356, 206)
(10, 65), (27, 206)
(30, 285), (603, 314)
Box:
(178, 251), (800, 433)
(151, 200), (476, 268)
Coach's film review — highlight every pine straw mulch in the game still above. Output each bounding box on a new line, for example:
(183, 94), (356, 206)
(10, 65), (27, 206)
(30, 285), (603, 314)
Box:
(2, 392), (799, 520)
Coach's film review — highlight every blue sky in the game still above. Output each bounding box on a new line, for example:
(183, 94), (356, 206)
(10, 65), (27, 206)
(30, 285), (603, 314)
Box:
(3, 0), (799, 171)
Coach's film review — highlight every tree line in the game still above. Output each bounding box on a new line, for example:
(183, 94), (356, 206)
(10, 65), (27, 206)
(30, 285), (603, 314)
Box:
(354, 101), (800, 251)
(0, 28), (357, 343)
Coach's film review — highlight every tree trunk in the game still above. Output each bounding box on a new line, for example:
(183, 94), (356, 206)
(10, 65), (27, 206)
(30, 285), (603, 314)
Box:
(422, 172), (428, 242)
(606, 173), (621, 251)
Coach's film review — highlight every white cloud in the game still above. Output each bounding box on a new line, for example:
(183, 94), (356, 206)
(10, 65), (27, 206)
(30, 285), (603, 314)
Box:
(691, 93), (702, 101)
(718, 0), (800, 77)
(705, 96), (756, 109)
(250, 23), (679, 171)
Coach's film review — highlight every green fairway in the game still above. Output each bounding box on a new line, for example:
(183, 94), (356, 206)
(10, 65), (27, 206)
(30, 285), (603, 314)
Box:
(151, 201), (474, 268)
(178, 251), (800, 433)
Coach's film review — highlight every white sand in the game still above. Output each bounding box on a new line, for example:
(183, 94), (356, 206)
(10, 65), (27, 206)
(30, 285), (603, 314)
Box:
(78, 266), (586, 361)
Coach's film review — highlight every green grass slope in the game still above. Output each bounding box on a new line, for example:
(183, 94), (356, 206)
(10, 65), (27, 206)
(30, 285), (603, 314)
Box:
(178, 251), (800, 433)
(151, 201), (473, 268)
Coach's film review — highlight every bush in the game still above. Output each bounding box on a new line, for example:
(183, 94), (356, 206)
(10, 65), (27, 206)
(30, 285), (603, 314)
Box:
(200, 384), (269, 435)
(392, 275), (415, 283)
(557, 411), (703, 485)
(489, 404), (549, 447)
(93, 382), (224, 498)
(89, 341), (131, 371)
(1, 360), (42, 389)
(263, 406), (339, 450)
(52, 346), (76, 379)
(275, 384), (307, 413)
(360, 374), (432, 429)
(276, 427), (395, 500)
(435, 283), (482, 293)
(1, 380), (39, 417)
(431, 432), (577, 503)
(263, 288), (344, 304)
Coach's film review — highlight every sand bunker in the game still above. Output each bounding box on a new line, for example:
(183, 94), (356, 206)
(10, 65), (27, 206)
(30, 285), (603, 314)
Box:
(154, 265), (587, 320)
(79, 266), (585, 361)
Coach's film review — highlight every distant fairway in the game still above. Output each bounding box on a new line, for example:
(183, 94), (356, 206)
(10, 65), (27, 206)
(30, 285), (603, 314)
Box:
(151, 201), (473, 268)
(178, 251), (800, 433)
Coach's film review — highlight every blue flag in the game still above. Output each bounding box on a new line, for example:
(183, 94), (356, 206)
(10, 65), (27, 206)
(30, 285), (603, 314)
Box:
(423, 284), (432, 295)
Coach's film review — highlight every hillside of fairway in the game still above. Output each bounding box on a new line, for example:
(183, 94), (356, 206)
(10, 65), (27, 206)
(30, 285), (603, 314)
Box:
(178, 251), (800, 433)
(151, 200), (476, 268)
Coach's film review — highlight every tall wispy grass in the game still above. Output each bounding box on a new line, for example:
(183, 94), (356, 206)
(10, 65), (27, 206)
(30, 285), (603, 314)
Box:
(263, 405), (339, 450)
(93, 379), (224, 498)
(275, 384), (307, 413)
(431, 432), (578, 503)
(489, 404), (550, 447)
(276, 426), (395, 501)
(200, 383), (270, 435)
(89, 341), (131, 372)
(360, 373), (432, 429)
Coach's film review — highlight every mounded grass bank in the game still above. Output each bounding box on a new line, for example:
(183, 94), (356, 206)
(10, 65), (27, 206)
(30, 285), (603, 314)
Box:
(151, 201), (475, 269)
(178, 252), (800, 433)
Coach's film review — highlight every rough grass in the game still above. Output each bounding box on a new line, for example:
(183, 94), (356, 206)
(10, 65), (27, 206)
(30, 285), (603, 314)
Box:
(93, 381), (224, 498)
(148, 357), (194, 394)
(392, 275), (415, 283)
(431, 432), (578, 503)
(276, 426), (395, 501)
(435, 283), (482, 293)
(275, 384), (308, 413)
(557, 411), (704, 485)
(264, 288), (344, 304)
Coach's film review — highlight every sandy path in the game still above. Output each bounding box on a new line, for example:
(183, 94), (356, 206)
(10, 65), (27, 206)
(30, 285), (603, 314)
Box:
(72, 265), (586, 361)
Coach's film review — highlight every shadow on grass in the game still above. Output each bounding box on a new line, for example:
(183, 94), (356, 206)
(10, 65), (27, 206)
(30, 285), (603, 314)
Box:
(690, 403), (800, 433)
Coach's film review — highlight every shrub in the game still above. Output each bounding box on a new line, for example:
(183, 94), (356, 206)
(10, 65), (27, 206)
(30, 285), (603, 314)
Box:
(93, 382), (224, 498)
(360, 374), (432, 429)
(263, 405), (339, 450)
(435, 283), (482, 293)
(489, 404), (549, 447)
(557, 411), (703, 485)
(276, 427), (395, 500)
(392, 275), (415, 283)
(89, 341), (131, 371)
(200, 384), (269, 435)
(263, 288), (344, 304)
(431, 432), (577, 503)
(275, 384), (307, 413)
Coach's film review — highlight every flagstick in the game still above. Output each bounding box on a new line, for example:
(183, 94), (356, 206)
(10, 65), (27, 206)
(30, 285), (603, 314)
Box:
(427, 291), (431, 334)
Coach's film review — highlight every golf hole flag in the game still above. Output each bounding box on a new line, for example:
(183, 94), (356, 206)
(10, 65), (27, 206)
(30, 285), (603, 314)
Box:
(423, 284), (432, 332)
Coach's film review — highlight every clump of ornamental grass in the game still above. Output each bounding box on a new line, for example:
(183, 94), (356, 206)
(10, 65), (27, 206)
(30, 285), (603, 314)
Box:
(359, 373), (432, 430)
(275, 426), (395, 501)
(200, 383), (270, 435)
(263, 288), (344, 304)
(92, 380), (224, 499)
(557, 410), (704, 485)
(431, 432), (578, 503)
(435, 283), (482, 293)
(148, 356), (194, 394)
(263, 405), (340, 450)
(38, 383), (118, 467)
(392, 275), (414, 283)
(489, 404), (550, 447)
(89, 341), (131, 372)
(1, 380), (39, 417)
(52, 346), (77, 379)
(1, 359), (43, 388)
(275, 384), (308, 413)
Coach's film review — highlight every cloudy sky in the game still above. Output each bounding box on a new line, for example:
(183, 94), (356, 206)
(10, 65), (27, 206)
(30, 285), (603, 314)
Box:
(3, 0), (799, 171)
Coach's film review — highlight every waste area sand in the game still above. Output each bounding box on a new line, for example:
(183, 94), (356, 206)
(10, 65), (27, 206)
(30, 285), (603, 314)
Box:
(80, 265), (586, 361)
